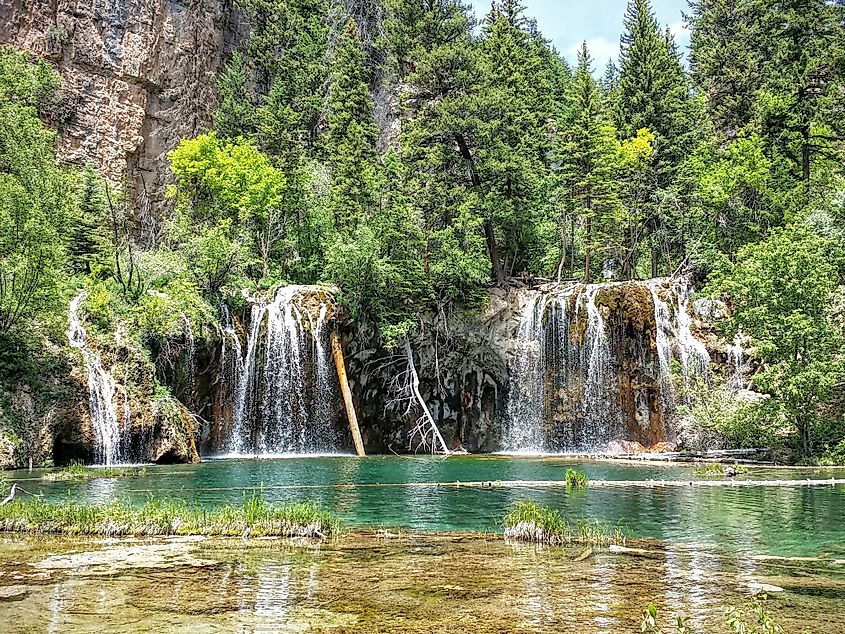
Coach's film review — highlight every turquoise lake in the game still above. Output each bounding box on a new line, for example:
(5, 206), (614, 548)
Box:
(10, 456), (845, 558)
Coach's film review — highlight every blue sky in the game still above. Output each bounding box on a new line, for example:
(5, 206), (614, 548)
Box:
(469, 0), (690, 68)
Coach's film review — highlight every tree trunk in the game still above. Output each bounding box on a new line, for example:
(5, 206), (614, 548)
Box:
(584, 216), (592, 283)
(454, 132), (504, 284)
(484, 219), (505, 284)
(404, 339), (449, 455)
(802, 122), (811, 197)
(330, 332), (365, 457)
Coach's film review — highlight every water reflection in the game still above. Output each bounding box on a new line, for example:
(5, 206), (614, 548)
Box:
(2, 535), (844, 633)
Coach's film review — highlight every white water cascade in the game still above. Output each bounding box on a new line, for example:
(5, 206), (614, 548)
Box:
(66, 291), (126, 465)
(221, 286), (341, 455)
(504, 280), (712, 453)
(727, 329), (745, 390)
(579, 285), (620, 445)
(675, 283), (712, 387)
(504, 294), (550, 452)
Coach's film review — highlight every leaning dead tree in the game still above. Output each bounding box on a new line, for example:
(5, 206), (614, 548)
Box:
(389, 339), (450, 455)
(1, 483), (16, 506)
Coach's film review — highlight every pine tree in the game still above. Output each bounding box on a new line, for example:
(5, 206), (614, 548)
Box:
(618, 0), (693, 276)
(559, 43), (623, 282)
(688, 0), (763, 139)
(386, 0), (492, 298)
(477, 0), (556, 280)
(325, 18), (379, 229)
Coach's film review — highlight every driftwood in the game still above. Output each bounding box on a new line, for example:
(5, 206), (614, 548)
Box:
(330, 331), (365, 457)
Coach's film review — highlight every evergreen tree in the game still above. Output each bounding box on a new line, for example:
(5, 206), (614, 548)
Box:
(688, 0), (763, 139)
(387, 0), (491, 299)
(325, 18), (379, 229)
(618, 0), (693, 276)
(477, 0), (556, 280)
(558, 43), (623, 282)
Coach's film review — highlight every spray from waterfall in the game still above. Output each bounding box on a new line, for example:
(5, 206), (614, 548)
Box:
(66, 291), (125, 466)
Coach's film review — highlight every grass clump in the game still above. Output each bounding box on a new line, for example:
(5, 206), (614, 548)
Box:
(565, 468), (589, 488)
(43, 463), (148, 481)
(692, 463), (747, 477)
(503, 500), (625, 546)
(0, 490), (340, 539)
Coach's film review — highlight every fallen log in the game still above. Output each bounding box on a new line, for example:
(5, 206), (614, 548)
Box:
(1, 483), (16, 506)
(330, 331), (365, 457)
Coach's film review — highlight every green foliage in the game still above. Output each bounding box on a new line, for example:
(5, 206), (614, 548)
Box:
(708, 223), (845, 456)
(557, 43), (622, 282)
(564, 468), (589, 488)
(642, 596), (789, 634)
(0, 48), (75, 335)
(167, 132), (288, 288)
(42, 463), (147, 481)
(692, 463), (747, 477)
(325, 19), (379, 229)
(680, 380), (779, 450)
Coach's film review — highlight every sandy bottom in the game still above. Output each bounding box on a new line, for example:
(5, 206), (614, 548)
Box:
(0, 532), (843, 633)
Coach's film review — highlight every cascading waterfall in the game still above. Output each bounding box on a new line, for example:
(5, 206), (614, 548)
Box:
(504, 294), (549, 452)
(66, 291), (126, 466)
(649, 285), (676, 413)
(675, 283), (711, 386)
(727, 329), (745, 390)
(221, 286), (340, 455)
(579, 285), (621, 446)
(504, 280), (712, 453)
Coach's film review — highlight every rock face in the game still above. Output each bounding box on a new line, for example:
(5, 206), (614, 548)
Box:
(346, 289), (516, 453)
(0, 0), (238, 228)
(345, 281), (685, 453)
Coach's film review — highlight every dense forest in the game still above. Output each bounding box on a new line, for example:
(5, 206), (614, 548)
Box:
(1, 0), (844, 463)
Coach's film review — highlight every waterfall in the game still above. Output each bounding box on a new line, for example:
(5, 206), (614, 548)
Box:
(504, 294), (549, 452)
(66, 291), (125, 466)
(675, 283), (711, 385)
(650, 285), (676, 412)
(727, 329), (744, 390)
(221, 286), (340, 455)
(504, 280), (712, 453)
(580, 285), (621, 446)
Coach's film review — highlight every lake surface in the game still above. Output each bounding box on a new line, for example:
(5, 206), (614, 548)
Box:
(9, 456), (845, 558)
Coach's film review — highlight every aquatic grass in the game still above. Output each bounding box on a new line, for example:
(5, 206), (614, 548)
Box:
(565, 468), (589, 488)
(0, 492), (341, 539)
(43, 463), (148, 481)
(692, 463), (747, 477)
(503, 500), (625, 546)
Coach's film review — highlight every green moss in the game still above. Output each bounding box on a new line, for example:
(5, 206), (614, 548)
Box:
(594, 282), (656, 334)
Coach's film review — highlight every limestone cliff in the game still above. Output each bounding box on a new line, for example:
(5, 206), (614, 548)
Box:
(0, 0), (238, 231)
